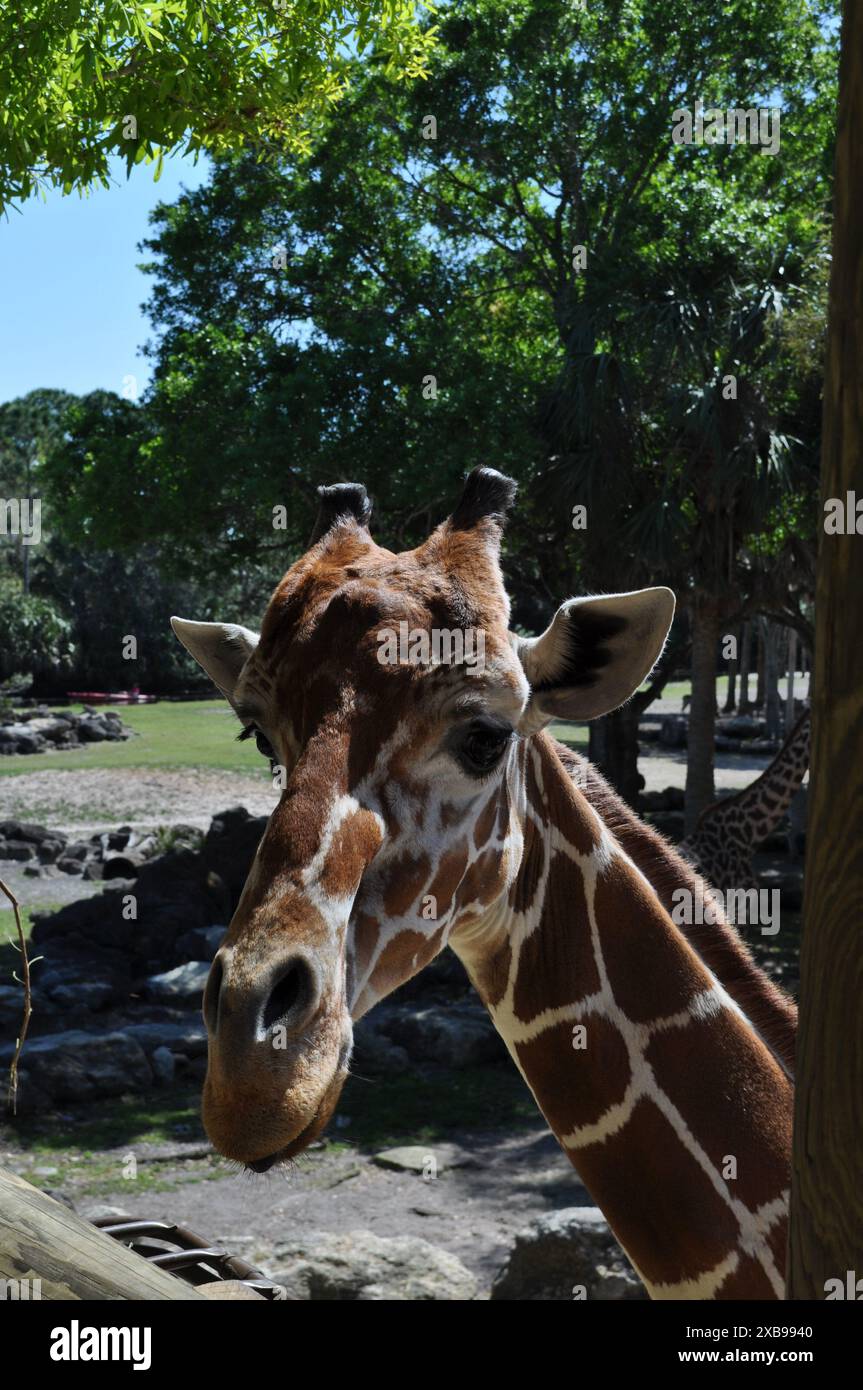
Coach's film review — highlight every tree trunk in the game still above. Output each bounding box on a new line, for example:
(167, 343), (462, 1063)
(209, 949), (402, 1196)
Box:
(786, 630), (797, 731)
(738, 620), (753, 713)
(684, 593), (719, 833)
(756, 618), (766, 710)
(764, 621), (782, 739)
(788, 0), (863, 1298)
(588, 702), (642, 806)
(722, 628), (740, 712)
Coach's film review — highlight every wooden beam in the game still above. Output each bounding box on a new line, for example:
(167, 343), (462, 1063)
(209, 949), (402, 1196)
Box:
(0, 1168), (206, 1300)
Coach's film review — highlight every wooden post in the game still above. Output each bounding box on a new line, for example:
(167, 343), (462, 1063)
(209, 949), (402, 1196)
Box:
(0, 1168), (206, 1300)
(787, 0), (863, 1299)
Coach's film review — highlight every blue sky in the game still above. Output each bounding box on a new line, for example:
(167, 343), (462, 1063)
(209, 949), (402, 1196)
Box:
(0, 154), (210, 406)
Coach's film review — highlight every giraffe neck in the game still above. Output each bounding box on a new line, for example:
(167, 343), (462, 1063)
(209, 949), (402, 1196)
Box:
(451, 732), (793, 1300)
(701, 711), (811, 835)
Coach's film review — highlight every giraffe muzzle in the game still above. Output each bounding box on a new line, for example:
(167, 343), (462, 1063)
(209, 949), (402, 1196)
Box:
(199, 935), (352, 1165)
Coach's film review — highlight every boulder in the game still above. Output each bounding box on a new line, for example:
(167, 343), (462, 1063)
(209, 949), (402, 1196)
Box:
(372, 1144), (474, 1175)
(261, 1230), (478, 1301)
(383, 1000), (506, 1067)
(0, 841), (36, 861)
(121, 1020), (208, 1057)
(1, 1030), (153, 1102)
(174, 925), (227, 962)
(4, 822), (66, 846)
(351, 1018), (410, 1075)
(145, 960), (210, 1003)
(491, 1207), (645, 1301)
(61, 842), (89, 862)
(150, 1046), (177, 1087)
(77, 718), (111, 742)
(56, 857), (85, 875)
(203, 808), (268, 906)
(37, 838), (66, 864)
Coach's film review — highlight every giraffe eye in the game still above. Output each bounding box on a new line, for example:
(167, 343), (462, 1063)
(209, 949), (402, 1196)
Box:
(255, 731), (275, 762)
(457, 721), (513, 777)
(238, 722), (276, 764)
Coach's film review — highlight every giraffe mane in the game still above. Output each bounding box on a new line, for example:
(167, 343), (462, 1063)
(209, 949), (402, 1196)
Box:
(554, 739), (797, 1076)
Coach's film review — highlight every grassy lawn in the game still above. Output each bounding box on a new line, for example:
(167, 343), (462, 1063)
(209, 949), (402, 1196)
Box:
(0, 676), (774, 778)
(0, 698), (597, 771)
(0, 700), (260, 777)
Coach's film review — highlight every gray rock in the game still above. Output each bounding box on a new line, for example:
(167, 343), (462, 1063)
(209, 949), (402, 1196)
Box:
(122, 1020), (208, 1057)
(175, 924), (227, 961)
(56, 857), (85, 875)
(0, 1030), (152, 1102)
(62, 842), (90, 862)
(151, 1046), (176, 1086)
(77, 718), (110, 742)
(351, 1018), (410, 1075)
(5, 822), (66, 846)
(491, 1207), (646, 1301)
(261, 1230), (478, 1301)
(372, 1145), (474, 1175)
(384, 1001), (506, 1068)
(145, 960), (210, 1002)
(37, 838), (66, 863)
(0, 841), (37, 861)
(47, 980), (115, 1011)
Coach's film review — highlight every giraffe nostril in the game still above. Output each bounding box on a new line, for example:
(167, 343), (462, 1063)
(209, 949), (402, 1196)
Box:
(262, 957), (317, 1037)
(203, 953), (223, 1036)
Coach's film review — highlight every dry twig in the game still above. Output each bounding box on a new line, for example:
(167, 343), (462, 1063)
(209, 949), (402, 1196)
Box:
(1, 876), (34, 1115)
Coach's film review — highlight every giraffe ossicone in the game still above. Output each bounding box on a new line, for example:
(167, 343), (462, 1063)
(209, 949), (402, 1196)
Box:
(171, 466), (795, 1301)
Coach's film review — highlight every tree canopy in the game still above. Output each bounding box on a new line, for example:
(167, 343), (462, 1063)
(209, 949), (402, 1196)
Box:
(0, 0), (436, 210)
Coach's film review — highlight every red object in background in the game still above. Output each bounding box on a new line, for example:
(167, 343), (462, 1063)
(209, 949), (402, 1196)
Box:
(66, 691), (158, 704)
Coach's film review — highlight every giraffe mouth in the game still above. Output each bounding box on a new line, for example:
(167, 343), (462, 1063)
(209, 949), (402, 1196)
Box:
(242, 1064), (349, 1173)
(245, 1115), (319, 1172)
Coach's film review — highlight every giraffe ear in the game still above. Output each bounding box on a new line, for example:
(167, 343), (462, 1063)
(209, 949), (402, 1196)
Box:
(171, 617), (259, 707)
(516, 588), (675, 727)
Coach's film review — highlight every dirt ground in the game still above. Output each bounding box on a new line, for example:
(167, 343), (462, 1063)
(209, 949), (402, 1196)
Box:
(0, 1113), (590, 1295)
(0, 766), (279, 840)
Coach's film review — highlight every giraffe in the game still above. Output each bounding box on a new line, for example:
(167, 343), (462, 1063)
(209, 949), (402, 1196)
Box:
(679, 710), (811, 892)
(171, 468), (795, 1300)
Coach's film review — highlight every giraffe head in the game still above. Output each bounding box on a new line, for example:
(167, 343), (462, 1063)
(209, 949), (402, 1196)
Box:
(172, 469), (674, 1168)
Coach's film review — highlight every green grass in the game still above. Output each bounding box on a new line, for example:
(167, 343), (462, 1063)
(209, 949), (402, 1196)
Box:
(0, 700), (260, 777)
(337, 1064), (539, 1150)
(0, 900), (42, 949)
(9, 1087), (206, 1153)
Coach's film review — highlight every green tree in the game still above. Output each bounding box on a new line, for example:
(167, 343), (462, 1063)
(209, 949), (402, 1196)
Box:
(43, 0), (836, 808)
(0, 388), (77, 592)
(0, 572), (73, 688)
(0, 0), (436, 210)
